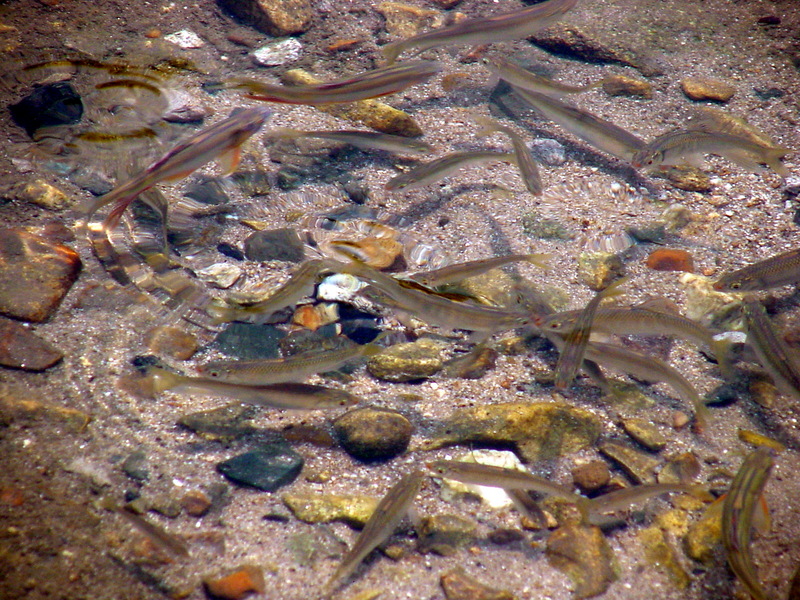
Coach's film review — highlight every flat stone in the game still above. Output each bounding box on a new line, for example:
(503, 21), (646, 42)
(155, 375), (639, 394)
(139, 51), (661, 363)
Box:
(251, 38), (303, 67)
(144, 326), (198, 360)
(244, 228), (305, 263)
(282, 492), (377, 526)
(213, 323), (285, 360)
(443, 345), (498, 379)
(196, 263), (242, 289)
(204, 564), (264, 600)
(217, 0), (313, 36)
(438, 450), (526, 510)
(14, 180), (70, 210)
(377, 2), (444, 38)
(180, 489), (213, 517)
(530, 139), (566, 166)
(333, 406), (413, 461)
(680, 273), (743, 330)
(0, 385), (90, 433)
(639, 526), (691, 589)
(546, 523), (617, 599)
(420, 402), (602, 462)
(164, 29), (204, 49)
(367, 338), (445, 382)
(598, 440), (661, 484)
(684, 502), (722, 563)
(0, 227), (81, 322)
(281, 69), (423, 137)
(179, 403), (258, 441)
(217, 443), (304, 492)
(681, 76), (736, 102)
(577, 252), (625, 291)
(441, 567), (516, 600)
(621, 418), (668, 452)
(602, 74), (652, 98)
(162, 90), (208, 123)
(658, 452), (701, 484)
(417, 514), (477, 556)
(0, 316), (62, 370)
(9, 81), (83, 137)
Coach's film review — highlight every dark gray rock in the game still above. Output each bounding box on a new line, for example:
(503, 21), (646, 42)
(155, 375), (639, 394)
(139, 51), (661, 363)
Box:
(244, 228), (305, 263)
(121, 450), (150, 481)
(213, 323), (285, 360)
(10, 82), (83, 137)
(217, 443), (304, 492)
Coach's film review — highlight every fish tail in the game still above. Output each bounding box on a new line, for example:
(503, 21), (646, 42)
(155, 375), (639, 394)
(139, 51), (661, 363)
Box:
(205, 300), (238, 324)
(381, 41), (404, 64)
(692, 397), (710, 434)
(525, 253), (551, 271)
(763, 147), (789, 177)
(712, 336), (734, 377)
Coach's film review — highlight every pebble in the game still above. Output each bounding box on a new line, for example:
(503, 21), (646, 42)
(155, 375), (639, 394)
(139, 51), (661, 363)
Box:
(286, 529), (346, 567)
(218, 0), (313, 36)
(367, 338), (445, 382)
(279, 325), (341, 356)
(645, 249), (694, 273)
(417, 514), (477, 556)
(317, 274), (365, 302)
(212, 323), (285, 360)
(9, 81), (83, 137)
(216, 442), (304, 492)
(621, 417), (668, 452)
(420, 402), (602, 462)
(488, 528), (525, 545)
(521, 211), (574, 240)
(529, 139), (566, 166)
(443, 345), (498, 379)
(0, 227), (81, 322)
(658, 452), (701, 484)
(162, 89), (208, 123)
(180, 489), (213, 517)
(196, 263), (243, 289)
(680, 76), (736, 102)
(185, 177), (232, 205)
(680, 273), (742, 329)
(377, 2), (444, 37)
(121, 450), (149, 481)
(598, 440), (661, 484)
(204, 565), (265, 600)
(244, 228), (305, 263)
(13, 180), (70, 210)
(291, 303), (338, 331)
(164, 29), (204, 49)
(0, 316), (63, 371)
(144, 326), (198, 360)
(657, 166), (712, 192)
(601, 74), (652, 98)
(282, 492), (378, 526)
(178, 403), (258, 441)
(577, 251), (625, 291)
(281, 69), (423, 137)
(545, 523), (617, 599)
(684, 502), (721, 563)
(69, 166), (115, 195)
(251, 38), (303, 66)
(333, 406), (413, 461)
(440, 567), (516, 600)
(571, 461), (611, 495)
(638, 526), (691, 589)
(0, 386), (90, 433)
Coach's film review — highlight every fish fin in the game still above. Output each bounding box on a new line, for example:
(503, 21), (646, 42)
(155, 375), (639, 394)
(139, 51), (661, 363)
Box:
(162, 166), (201, 183)
(692, 396), (710, 434)
(752, 494), (771, 534)
(216, 147), (241, 177)
(525, 253), (551, 271)
(264, 127), (304, 141)
(712, 336), (734, 378)
(681, 153), (707, 168)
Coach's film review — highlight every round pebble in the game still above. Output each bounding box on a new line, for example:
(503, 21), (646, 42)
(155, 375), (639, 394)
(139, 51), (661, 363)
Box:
(333, 406), (413, 461)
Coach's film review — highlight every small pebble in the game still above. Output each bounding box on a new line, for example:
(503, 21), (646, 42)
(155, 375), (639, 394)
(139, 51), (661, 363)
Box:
(164, 29), (204, 49)
(680, 76), (736, 102)
(440, 567), (516, 600)
(367, 338), (445, 382)
(217, 443), (304, 492)
(180, 489), (212, 517)
(621, 417), (668, 452)
(244, 228), (305, 263)
(204, 565), (264, 600)
(0, 316), (63, 370)
(333, 406), (413, 461)
(571, 461), (611, 495)
(251, 38), (303, 66)
(418, 514), (477, 556)
(144, 326), (198, 360)
(602, 74), (652, 98)
(645, 248), (694, 273)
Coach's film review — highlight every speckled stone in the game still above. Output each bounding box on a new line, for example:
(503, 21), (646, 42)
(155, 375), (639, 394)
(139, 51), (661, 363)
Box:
(333, 406), (413, 461)
(441, 567), (516, 600)
(521, 211), (574, 240)
(571, 461), (611, 494)
(377, 2), (444, 37)
(598, 440), (661, 484)
(217, 443), (304, 492)
(602, 74), (652, 98)
(0, 316), (62, 371)
(178, 403), (258, 441)
(0, 227), (81, 322)
(282, 492), (377, 526)
(681, 76), (736, 102)
(417, 514), (477, 556)
(684, 503), (722, 563)
(213, 323), (285, 360)
(217, 0), (313, 36)
(546, 523), (617, 599)
(621, 418), (668, 452)
(14, 180), (70, 210)
(367, 338), (445, 382)
(577, 252), (625, 291)
(251, 38), (302, 67)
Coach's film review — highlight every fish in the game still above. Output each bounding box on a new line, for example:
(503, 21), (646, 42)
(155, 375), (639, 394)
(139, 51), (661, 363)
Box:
(266, 127), (433, 155)
(483, 56), (602, 96)
(741, 298), (800, 401)
(206, 259), (336, 324)
(196, 336), (384, 385)
(509, 84), (646, 161)
(713, 247), (800, 292)
(475, 116), (543, 195)
(224, 60), (442, 105)
(722, 447), (775, 600)
(101, 498), (190, 558)
(538, 301), (731, 374)
(80, 106), (273, 229)
(385, 150), (516, 191)
(631, 129), (789, 176)
(545, 278), (626, 391)
(587, 483), (713, 516)
(95, 79), (162, 95)
(339, 260), (535, 333)
(146, 366), (359, 409)
(409, 253), (549, 288)
(327, 470), (425, 592)
(381, 0), (579, 64)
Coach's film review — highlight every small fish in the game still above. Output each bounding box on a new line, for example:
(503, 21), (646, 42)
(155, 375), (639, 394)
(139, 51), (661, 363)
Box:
(475, 116), (543, 195)
(713, 247), (800, 292)
(267, 128), (432, 155)
(545, 278), (626, 391)
(381, 0), (579, 64)
(722, 447), (775, 600)
(483, 56), (601, 96)
(327, 470), (425, 592)
(101, 499), (190, 558)
(225, 60), (442, 105)
(385, 150), (516, 191)
(509, 84), (646, 161)
(742, 298), (800, 401)
(588, 483), (713, 516)
(631, 129), (789, 176)
(146, 366), (359, 409)
(409, 253), (549, 288)
(196, 336), (384, 385)
(95, 79), (162, 95)
(81, 106), (273, 229)
(206, 259), (336, 324)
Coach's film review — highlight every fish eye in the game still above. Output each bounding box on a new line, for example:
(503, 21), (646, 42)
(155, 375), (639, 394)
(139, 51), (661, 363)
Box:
(207, 369), (220, 378)
(548, 321), (561, 329)
(730, 282), (741, 290)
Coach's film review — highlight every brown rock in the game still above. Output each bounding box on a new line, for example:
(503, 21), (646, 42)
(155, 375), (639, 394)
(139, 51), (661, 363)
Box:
(441, 566), (516, 600)
(601, 74), (652, 98)
(0, 316), (62, 370)
(217, 0), (313, 36)
(571, 461), (611, 494)
(204, 565), (265, 600)
(378, 2), (444, 38)
(333, 406), (413, 460)
(180, 489), (212, 517)
(658, 166), (712, 192)
(680, 77), (736, 102)
(546, 523), (617, 599)
(0, 227), (81, 322)
(144, 326), (198, 360)
(645, 249), (694, 273)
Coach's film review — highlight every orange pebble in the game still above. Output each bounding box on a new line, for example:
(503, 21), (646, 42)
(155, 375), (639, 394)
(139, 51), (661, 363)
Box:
(326, 38), (362, 52)
(204, 565), (264, 600)
(145, 28), (161, 39)
(645, 248), (694, 273)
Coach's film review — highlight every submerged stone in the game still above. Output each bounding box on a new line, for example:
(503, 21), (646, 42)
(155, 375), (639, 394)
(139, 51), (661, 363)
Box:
(681, 76), (736, 102)
(577, 252), (625, 291)
(621, 418), (668, 452)
(602, 74), (652, 98)
(440, 567), (516, 600)
(244, 228), (305, 263)
(598, 440), (661, 484)
(282, 492), (377, 526)
(10, 81), (83, 137)
(367, 338), (445, 382)
(217, 443), (304, 492)
(417, 514), (477, 556)
(217, 0), (313, 36)
(333, 406), (413, 461)
(179, 403), (258, 441)
(0, 316), (63, 371)
(639, 526), (691, 589)
(546, 523), (617, 599)
(213, 322), (285, 360)
(684, 503), (722, 563)
(571, 461), (611, 495)
(203, 564), (264, 600)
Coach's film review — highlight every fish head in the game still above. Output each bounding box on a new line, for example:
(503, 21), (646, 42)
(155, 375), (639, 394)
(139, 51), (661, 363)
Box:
(631, 148), (662, 170)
